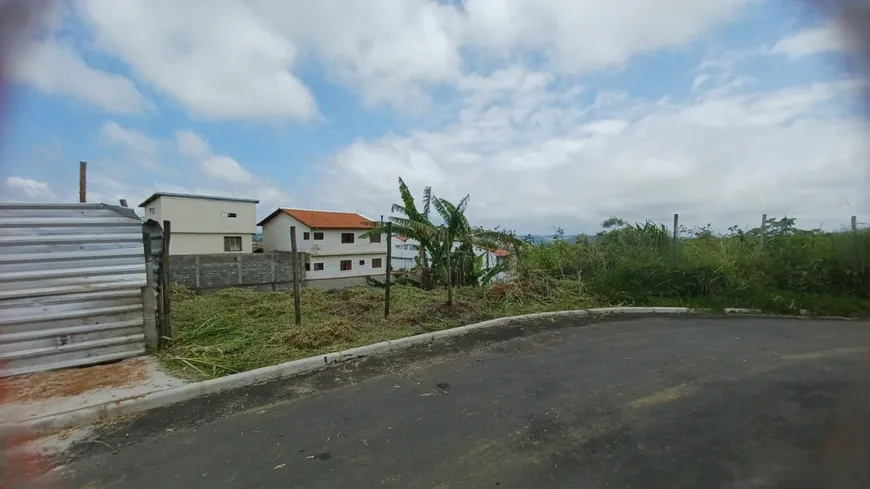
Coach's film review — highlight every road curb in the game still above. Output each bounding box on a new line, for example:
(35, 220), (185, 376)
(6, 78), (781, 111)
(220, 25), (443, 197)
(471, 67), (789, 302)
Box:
(0, 307), (855, 436)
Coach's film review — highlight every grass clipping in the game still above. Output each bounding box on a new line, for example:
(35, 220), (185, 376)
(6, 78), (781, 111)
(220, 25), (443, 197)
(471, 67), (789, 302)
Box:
(163, 281), (596, 380)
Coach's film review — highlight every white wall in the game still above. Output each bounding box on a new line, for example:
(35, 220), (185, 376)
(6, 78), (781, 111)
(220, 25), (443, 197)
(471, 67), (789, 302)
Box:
(262, 213), (386, 256)
(307, 253), (387, 280)
(170, 233), (252, 255)
(391, 237), (420, 271)
(262, 213), (293, 252)
(145, 196), (257, 235)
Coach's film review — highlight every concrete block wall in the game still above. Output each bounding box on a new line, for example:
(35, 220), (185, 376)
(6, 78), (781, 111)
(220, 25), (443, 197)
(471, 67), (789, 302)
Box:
(169, 252), (308, 293)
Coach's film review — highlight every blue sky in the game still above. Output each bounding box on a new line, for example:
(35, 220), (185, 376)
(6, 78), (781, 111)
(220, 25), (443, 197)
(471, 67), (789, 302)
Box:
(2, 0), (867, 234)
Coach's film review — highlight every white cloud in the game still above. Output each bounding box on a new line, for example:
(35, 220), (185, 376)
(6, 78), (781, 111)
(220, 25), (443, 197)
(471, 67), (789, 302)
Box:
(99, 121), (161, 169)
(9, 38), (151, 113)
(175, 131), (211, 158)
(461, 0), (753, 73)
(100, 121), (158, 156)
(310, 70), (868, 232)
(201, 155), (253, 184)
(64, 0), (757, 116)
(5, 176), (55, 200)
(771, 22), (846, 58)
(78, 0), (318, 121)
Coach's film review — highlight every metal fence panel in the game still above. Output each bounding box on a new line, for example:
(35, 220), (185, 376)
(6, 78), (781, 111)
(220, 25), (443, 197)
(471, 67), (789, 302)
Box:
(0, 203), (147, 377)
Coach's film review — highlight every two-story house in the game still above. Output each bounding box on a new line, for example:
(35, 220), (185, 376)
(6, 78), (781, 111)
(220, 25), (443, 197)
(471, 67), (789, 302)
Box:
(139, 192), (260, 255)
(259, 208), (387, 286)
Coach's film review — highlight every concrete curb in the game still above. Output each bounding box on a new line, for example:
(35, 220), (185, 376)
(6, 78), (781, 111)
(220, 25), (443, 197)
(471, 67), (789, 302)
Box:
(0, 307), (856, 436)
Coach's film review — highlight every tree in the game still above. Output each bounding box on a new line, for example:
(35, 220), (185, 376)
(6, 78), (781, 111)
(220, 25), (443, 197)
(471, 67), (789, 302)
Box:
(361, 177), (524, 301)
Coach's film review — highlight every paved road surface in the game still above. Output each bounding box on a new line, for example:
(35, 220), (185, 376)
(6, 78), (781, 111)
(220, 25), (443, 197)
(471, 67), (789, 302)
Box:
(49, 317), (870, 488)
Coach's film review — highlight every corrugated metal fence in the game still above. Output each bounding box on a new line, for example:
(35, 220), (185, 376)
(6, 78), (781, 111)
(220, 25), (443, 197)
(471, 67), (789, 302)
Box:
(0, 203), (148, 377)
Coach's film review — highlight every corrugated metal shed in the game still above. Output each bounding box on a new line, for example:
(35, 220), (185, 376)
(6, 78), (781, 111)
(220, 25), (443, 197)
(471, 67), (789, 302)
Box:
(0, 203), (147, 377)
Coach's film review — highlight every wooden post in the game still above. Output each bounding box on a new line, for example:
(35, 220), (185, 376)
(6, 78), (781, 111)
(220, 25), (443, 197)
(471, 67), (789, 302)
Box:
(160, 220), (173, 344)
(78, 161), (87, 203)
(290, 226), (302, 327)
(851, 216), (861, 270)
(672, 214), (679, 242)
(141, 230), (158, 350)
(758, 214), (767, 249)
(385, 222), (392, 318)
(194, 255), (201, 292)
(445, 230), (453, 307)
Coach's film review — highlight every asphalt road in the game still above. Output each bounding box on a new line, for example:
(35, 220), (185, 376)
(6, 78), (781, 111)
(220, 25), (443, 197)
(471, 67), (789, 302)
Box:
(51, 317), (870, 488)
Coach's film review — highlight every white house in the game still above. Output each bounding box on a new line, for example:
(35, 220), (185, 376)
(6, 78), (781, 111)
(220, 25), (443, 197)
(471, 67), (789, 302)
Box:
(391, 235), (509, 281)
(391, 235), (420, 271)
(259, 208), (387, 285)
(139, 192), (259, 255)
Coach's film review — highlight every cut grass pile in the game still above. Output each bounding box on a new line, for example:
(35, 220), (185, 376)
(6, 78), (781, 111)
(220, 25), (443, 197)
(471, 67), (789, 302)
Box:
(162, 278), (598, 380)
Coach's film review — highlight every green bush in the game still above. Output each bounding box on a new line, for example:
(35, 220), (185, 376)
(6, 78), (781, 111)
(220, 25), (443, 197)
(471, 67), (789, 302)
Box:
(520, 217), (870, 316)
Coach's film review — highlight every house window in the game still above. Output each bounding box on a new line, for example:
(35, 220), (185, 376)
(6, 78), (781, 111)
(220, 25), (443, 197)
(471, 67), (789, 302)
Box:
(359, 259), (365, 265)
(372, 258), (383, 268)
(148, 207), (156, 215)
(313, 263), (324, 271)
(221, 212), (237, 218)
(224, 236), (242, 252)
(305, 263), (311, 271)
(313, 232), (324, 240)
(341, 233), (354, 244)
(370, 233), (381, 244)
(340, 260), (352, 271)
(303, 232), (310, 240)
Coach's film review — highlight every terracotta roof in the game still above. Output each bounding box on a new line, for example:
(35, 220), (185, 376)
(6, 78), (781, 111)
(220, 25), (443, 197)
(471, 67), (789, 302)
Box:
(258, 208), (375, 229)
(494, 249), (510, 257)
(394, 235), (408, 242)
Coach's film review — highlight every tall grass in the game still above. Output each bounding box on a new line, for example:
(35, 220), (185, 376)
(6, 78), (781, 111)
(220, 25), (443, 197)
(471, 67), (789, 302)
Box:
(521, 217), (870, 316)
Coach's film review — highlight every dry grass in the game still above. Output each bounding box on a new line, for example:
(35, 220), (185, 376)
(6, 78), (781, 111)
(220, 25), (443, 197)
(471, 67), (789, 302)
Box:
(161, 281), (598, 380)
(3, 358), (149, 403)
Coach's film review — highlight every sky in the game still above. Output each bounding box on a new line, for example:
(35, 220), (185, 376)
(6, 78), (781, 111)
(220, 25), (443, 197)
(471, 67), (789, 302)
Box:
(1, 0), (868, 235)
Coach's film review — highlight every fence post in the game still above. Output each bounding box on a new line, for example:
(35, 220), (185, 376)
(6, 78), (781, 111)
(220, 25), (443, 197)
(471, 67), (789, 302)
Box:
(141, 231), (158, 350)
(270, 253), (277, 292)
(851, 215), (861, 270)
(758, 214), (767, 249)
(160, 220), (173, 344)
(385, 222), (392, 318)
(290, 226), (302, 326)
(194, 255), (201, 292)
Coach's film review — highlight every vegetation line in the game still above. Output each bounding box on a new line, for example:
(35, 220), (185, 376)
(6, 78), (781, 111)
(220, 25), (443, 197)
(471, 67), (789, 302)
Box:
(162, 179), (870, 380)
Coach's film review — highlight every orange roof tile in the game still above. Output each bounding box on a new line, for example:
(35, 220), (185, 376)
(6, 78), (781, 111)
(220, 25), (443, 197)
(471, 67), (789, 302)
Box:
(494, 249), (510, 257)
(258, 208), (376, 229)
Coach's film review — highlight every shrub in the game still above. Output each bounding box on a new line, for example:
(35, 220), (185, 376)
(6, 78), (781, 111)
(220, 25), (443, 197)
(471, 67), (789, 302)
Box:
(519, 217), (870, 316)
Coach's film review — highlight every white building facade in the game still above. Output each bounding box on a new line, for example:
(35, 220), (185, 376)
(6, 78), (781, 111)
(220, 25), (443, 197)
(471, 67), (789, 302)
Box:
(139, 193), (259, 255)
(391, 235), (420, 271)
(259, 209), (387, 285)
(391, 236), (508, 281)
